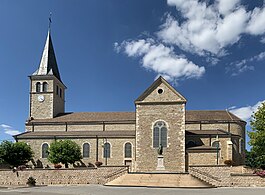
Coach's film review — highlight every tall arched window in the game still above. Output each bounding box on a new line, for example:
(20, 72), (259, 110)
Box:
(36, 82), (41, 92)
(59, 88), (62, 98)
(83, 143), (90, 158)
(103, 143), (110, 158)
(239, 139), (244, 154)
(124, 142), (132, 158)
(42, 143), (49, 158)
(153, 121), (167, 148)
(42, 82), (48, 92)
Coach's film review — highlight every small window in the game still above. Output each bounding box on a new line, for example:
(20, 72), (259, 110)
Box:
(59, 88), (62, 98)
(83, 143), (90, 158)
(36, 82), (41, 92)
(42, 143), (49, 158)
(103, 143), (110, 158)
(43, 82), (48, 92)
(56, 85), (59, 95)
(124, 142), (132, 158)
(153, 121), (167, 148)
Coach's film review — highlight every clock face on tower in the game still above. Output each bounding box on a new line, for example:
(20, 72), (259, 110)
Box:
(38, 95), (45, 102)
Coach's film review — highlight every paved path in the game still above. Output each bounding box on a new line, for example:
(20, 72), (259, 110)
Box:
(0, 185), (265, 195)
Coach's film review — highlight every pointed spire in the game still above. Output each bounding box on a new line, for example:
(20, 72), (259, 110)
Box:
(32, 29), (62, 82)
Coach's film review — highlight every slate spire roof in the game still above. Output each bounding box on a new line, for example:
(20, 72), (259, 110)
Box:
(32, 30), (62, 82)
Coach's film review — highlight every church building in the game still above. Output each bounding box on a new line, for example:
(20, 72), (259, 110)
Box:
(14, 30), (246, 172)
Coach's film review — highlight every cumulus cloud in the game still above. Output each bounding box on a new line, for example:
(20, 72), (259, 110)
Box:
(217, 0), (240, 15)
(0, 124), (21, 136)
(115, 39), (205, 83)
(115, 0), (265, 80)
(159, 0), (251, 56)
(246, 7), (265, 35)
(229, 100), (264, 121)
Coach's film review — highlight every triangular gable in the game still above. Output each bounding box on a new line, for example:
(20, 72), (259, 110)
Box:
(135, 76), (186, 104)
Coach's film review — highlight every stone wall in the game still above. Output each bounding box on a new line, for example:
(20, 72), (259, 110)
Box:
(188, 152), (217, 166)
(189, 165), (265, 187)
(0, 166), (128, 186)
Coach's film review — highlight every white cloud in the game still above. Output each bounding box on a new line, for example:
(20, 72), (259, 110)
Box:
(116, 39), (205, 83)
(4, 130), (21, 136)
(261, 37), (265, 44)
(217, 0), (240, 15)
(160, 0), (252, 56)
(0, 124), (12, 129)
(0, 123), (21, 136)
(116, 0), (265, 79)
(229, 100), (264, 121)
(246, 7), (265, 35)
(216, 8), (249, 47)
(229, 51), (265, 75)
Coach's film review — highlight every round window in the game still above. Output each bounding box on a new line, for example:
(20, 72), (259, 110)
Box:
(158, 88), (163, 94)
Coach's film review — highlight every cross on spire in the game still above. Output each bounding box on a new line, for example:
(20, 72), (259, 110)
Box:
(48, 12), (52, 31)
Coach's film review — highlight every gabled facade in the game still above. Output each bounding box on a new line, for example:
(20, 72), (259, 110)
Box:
(135, 77), (186, 172)
(15, 30), (246, 172)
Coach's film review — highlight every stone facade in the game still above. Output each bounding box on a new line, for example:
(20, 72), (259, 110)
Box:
(135, 81), (186, 172)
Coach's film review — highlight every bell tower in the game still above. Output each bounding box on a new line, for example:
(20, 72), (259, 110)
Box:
(29, 30), (66, 119)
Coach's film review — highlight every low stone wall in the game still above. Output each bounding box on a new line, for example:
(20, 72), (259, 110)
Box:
(230, 174), (265, 187)
(0, 166), (128, 186)
(190, 165), (265, 187)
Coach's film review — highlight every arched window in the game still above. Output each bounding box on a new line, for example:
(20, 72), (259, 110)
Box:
(83, 143), (90, 158)
(56, 85), (59, 95)
(42, 82), (48, 92)
(42, 143), (49, 158)
(186, 140), (196, 148)
(153, 121), (167, 148)
(36, 82), (41, 92)
(239, 139), (244, 154)
(103, 143), (110, 158)
(59, 88), (62, 98)
(212, 141), (220, 148)
(124, 142), (132, 158)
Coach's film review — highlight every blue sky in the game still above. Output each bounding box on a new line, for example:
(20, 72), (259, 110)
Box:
(0, 0), (265, 150)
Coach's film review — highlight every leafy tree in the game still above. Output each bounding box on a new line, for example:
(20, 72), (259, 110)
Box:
(48, 140), (82, 168)
(248, 102), (265, 169)
(0, 141), (34, 167)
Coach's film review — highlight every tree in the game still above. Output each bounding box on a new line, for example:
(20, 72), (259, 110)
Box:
(0, 141), (34, 167)
(248, 102), (265, 169)
(48, 140), (82, 168)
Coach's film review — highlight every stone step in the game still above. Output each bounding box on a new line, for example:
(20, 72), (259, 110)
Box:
(105, 173), (213, 188)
